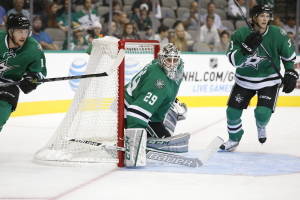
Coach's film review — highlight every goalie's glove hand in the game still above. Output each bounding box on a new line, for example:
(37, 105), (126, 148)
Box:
(19, 73), (39, 94)
(241, 31), (262, 55)
(282, 69), (299, 93)
(172, 98), (188, 121)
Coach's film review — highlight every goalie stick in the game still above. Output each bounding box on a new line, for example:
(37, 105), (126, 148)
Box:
(65, 136), (223, 168)
(233, 0), (284, 83)
(0, 49), (125, 87)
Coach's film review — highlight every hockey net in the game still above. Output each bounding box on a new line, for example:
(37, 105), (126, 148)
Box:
(33, 37), (160, 167)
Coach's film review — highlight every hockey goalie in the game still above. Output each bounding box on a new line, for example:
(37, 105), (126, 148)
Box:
(124, 43), (190, 167)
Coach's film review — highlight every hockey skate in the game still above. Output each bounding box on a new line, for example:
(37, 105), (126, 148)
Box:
(257, 125), (267, 144)
(219, 139), (239, 152)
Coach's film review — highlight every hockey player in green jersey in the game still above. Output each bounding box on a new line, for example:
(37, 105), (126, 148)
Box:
(220, 4), (299, 151)
(0, 13), (47, 132)
(125, 43), (189, 153)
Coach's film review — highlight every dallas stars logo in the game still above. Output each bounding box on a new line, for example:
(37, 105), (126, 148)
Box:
(241, 50), (267, 70)
(155, 79), (165, 89)
(0, 60), (19, 76)
(235, 94), (244, 103)
(3, 50), (16, 59)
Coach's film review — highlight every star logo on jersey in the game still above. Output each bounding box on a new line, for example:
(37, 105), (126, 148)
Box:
(0, 59), (19, 76)
(3, 50), (16, 59)
(36, 43), (43, 52)
(241, 50), (267, 70)
(155, 79), (165, 89)
(280, 28), (287, 36)
(235, 94), (244, 103)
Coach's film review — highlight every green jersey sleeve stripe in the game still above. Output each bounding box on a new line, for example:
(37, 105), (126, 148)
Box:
(127, 108), (150, 121)
(127, 112), (149, 124)
(128, 105), (152, 117)
(281, 52), (296, 62)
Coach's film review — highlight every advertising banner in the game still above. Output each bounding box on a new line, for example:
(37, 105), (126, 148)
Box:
(12, 52), (300, 116)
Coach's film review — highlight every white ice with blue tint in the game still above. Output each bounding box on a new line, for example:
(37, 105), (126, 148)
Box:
(125, 150), (300, 176)
(0, 107), (300, 200)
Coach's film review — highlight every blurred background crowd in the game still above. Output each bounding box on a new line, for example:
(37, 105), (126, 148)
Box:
(0, 0), (298, 52)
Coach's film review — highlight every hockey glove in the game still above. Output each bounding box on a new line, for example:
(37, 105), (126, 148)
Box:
(19, 73), (39, 94)
(241, 31), (262, 55)
(282, 69), (299, 93)
(172, 98), (188, 121)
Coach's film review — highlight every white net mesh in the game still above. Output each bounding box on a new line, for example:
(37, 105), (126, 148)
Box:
(33, 37), (158, 166)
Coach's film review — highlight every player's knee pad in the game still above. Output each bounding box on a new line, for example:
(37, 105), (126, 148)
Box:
(226, 106), (243, 121)
(254, 106), (272, 125)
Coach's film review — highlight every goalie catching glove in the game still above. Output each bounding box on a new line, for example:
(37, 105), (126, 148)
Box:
(171, 98), (188, 121)
(164, 98), (188, 135)
(282, 69), (299, 93)
(241, 31), (262, 55)
(19, 73), (39, 94)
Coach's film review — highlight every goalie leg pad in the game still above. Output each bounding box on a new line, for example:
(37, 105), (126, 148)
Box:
(125, 128), (147, 167)
(147, 140), (189, 153)
(146, 133), (190, 153)
(147, 132), (190, 145)
(163, 108), (178, 136)
(146, 150), (202, 167)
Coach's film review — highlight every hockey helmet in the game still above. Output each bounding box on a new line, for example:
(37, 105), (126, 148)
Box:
(6, 13), (31, 31)
(251, 4), (273, 20)
(158, 43), (182, 80)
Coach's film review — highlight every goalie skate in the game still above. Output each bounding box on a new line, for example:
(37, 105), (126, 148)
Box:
(219, 139), (239, 152)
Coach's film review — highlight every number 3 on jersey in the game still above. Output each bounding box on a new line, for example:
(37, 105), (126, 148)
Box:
(144, 92), (157, 105)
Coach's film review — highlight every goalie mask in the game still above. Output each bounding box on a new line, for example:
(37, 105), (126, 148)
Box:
(158, 44), (182, 80)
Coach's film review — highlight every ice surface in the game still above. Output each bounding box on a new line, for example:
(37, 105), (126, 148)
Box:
(0, 107), (299, 200)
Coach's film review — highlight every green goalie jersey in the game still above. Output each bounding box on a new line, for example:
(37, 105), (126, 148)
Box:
(0, 31), (47, 82)
(226, 25), (296, 90)
(125, 59), (183, 129)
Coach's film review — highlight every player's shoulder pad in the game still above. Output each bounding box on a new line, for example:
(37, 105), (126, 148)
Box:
(154, 78), (166, 89)
(231, 26), (250, 41)
(146, 62), (169, 90)
(268, 25), (288, 37)
(27, 36), (44, 53)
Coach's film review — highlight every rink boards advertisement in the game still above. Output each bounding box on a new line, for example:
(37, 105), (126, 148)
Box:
(12, 52), (300, 116)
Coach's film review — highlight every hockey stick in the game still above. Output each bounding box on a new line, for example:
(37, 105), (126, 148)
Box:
(233, 0), (284, 83)
(65, 136), (223, 168)
(65, 137), (126, 151)
(0, 49), (125, 87)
